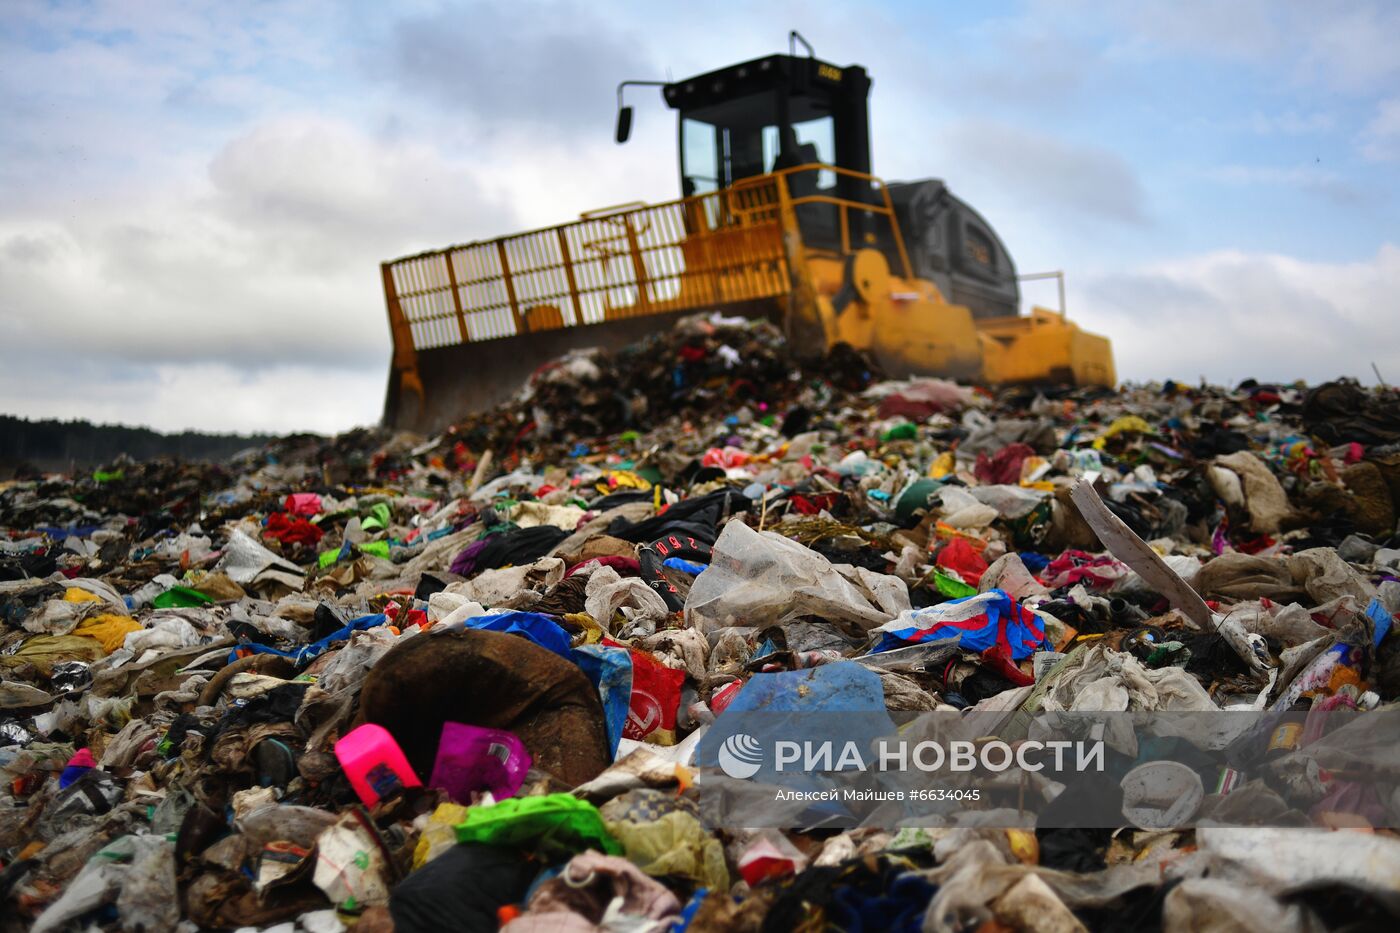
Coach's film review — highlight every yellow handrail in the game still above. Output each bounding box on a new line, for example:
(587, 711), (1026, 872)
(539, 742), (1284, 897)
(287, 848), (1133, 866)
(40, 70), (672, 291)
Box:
(383, 162), (911, 352)
(580, 201), (649, 219)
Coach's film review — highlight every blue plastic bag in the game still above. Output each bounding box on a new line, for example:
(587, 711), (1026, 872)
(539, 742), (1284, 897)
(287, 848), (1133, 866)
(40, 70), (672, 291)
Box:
(571, 643), (633, 758)
(466, 611), (572, 659)
(871, 589), (1046, 659)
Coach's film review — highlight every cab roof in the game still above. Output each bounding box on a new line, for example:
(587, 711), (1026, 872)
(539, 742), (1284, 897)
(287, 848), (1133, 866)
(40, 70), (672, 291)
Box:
(661, 53), (870, 124)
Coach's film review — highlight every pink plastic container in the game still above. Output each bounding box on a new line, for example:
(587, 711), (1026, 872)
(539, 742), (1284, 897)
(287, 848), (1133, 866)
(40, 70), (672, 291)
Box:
(334, 723), (421, 807)
(284, 492), (323, 516)
(428, 722), (531, 803)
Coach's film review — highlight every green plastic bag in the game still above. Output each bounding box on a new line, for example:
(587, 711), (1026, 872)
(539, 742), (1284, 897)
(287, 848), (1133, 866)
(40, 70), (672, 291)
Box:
(152, 586), (214, 609)
(360, 502), (393, 533)
(895, 478), (943, 525)
(453, 793), (620, 856)
(882, 422), (918, 442)
(932, 570), (977, 599)
(358, 540), (390, 560)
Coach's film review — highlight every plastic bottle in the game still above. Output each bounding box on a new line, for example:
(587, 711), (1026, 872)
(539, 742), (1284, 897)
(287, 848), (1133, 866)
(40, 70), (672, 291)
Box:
(334, 723), (421, 807)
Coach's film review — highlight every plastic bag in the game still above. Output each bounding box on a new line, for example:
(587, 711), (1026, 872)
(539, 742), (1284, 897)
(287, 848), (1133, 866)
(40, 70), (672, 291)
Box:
(936, 538), (989, 587)
(625, 648), (685, 745)
(968, 484), (1048, 520)
(214, 528), (303, 585)
(685, 521), (908, 635)
(573, 643), (633, 758)
(453, 793), (620, 856)
(873, 590), (1048, 659)
(604, 810), (730, 891)
(936, 486), (999, 529)
(429, 721), (531, 803)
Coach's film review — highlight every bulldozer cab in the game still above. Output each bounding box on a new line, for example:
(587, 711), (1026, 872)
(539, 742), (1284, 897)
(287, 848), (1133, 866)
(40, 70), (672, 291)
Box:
(638, 53), (902, 272)
(657, 54), (872, 201)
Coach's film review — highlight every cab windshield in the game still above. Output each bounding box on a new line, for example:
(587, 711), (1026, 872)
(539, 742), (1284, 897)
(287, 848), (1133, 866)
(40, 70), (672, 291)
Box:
(679, 91), (835, 196)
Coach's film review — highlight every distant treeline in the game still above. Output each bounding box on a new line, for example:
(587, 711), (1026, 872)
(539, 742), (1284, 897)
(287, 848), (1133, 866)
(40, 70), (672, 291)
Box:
(0, 415), (278, 474)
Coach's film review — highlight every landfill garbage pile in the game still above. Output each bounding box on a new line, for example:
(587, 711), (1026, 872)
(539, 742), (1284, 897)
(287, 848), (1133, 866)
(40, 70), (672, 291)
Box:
(3, 312), (1400, 931)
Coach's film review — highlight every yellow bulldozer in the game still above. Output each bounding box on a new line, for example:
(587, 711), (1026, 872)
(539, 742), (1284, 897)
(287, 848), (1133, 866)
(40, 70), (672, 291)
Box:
(380, 40), (1115, 430)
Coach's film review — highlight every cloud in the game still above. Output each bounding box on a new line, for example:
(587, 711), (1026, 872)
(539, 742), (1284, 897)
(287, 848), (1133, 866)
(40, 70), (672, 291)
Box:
(1081, 0), (1400, 93)
(1077, 243), (1400, 385)
(206, 116), (517, 252)
(1247, 110), (1335, 135)
(1359, 98), (1400, 161)
(936, 121), (1148, 226)
(927, 18), (1095, 112)
(0, 2), (337, 170)
(0, 116), (514, 371)
(0, 354), (377, 435)
(1296, 2), (1400, 93)
(380, 1), (656, 131)
(1205, 164), (1366, 205)
(3, 234), (60, 264)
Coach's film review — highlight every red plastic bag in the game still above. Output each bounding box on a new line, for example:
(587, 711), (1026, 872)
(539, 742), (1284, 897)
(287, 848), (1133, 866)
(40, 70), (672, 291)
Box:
(284, 493), (323, 517)
(974, 442), (1035, 486)
(709, 679), (744, 715)
(623, 648), (684, 745)
(936, 537), (988, 588)
(265, 512), (323, 546)
(1040, 549), (1128, 589)
(701, 447), (751, 469)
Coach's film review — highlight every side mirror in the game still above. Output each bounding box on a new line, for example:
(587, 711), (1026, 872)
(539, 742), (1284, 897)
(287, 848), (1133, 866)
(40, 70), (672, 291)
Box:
(615, 106), (633, 144)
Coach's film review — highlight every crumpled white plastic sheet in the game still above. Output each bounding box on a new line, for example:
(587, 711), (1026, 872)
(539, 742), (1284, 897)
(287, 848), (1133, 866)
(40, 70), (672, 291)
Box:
(685, 520), (909, 635)
(215, 528), (304, 586)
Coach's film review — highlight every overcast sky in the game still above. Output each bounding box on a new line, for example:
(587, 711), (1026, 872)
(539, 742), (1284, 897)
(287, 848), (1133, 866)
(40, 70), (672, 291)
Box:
(2, 1), (1398, 434)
